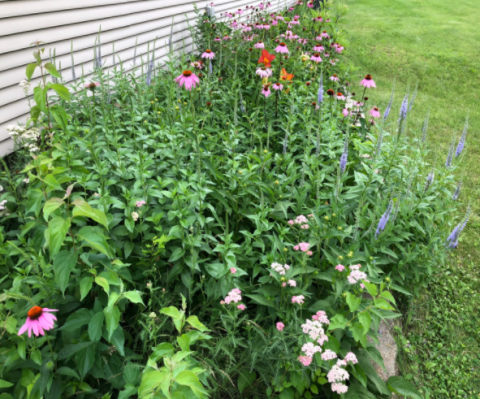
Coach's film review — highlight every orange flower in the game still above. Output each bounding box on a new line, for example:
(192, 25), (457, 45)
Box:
(258, 50), (276, 68)
(280, 68), (294, 81)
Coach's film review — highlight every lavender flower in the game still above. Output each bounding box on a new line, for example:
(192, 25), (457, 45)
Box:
(383, 80), (395, 122)
(375, 201), (393, 239)
(425, 170), (434, 191)
(408, 83), (418, 112)
(446, 207), (471, 249)
(399, 94), (408, 121)
(455, 116), (469, 157)
(340, 138), (348, 173)
(317, 76), (323, 103)
(445, 135), (456, 168)
(421, 111), (429, 143)
(452, 182), (461, 200)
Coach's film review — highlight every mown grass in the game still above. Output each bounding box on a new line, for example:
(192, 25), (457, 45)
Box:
(339, 0), (480, 397)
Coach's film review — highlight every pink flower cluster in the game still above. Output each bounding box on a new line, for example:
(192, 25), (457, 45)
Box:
(293, 242), (312, 256)
(335, 264), (345, 272)
(223, 288), (242, 304)
(271, 262), (290, 275)
(302, 342), (322, 357)
(347, 264), (368, 285)
(287, 214), (309, 229)
(291, 295), (305, 304)
(276, 322), (285, 331)
(136, 200), (146, 208)
(311, 310), (330, 324)
(282, 279), (296, 287)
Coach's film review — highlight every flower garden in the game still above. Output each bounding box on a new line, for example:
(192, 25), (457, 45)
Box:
(0, 1), (471, 398)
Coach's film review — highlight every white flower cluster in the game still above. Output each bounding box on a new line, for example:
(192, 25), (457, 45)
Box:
(7, 125), (41, 153)
(271, 262), (290, 275)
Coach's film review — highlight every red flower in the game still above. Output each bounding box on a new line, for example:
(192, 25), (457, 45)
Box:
(258, 50), (276, 67)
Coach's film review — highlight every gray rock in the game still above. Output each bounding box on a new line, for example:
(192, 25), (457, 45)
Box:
(371, 319), (399, 381)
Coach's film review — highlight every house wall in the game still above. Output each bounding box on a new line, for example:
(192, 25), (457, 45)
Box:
(0, 0), (293, 157)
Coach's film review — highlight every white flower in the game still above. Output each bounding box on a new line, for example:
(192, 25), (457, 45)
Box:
(22, 178), (29, 184)
(19, 80), (31, 89)
(0, 185), (3, 192)
(131, 212), (139, 221)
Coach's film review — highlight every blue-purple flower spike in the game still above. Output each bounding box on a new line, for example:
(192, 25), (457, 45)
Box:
(340, 137), (348, 173)
(146, 59), (153, 86)
(452, 182), (461, 200)
(446, 206), (471, 248)
(318, 77), (324, 103)
(445, 135), (455, 168)
(455, 116), (468, 157)
(399, 94), (408, 120)
(375, 201), (393, 239)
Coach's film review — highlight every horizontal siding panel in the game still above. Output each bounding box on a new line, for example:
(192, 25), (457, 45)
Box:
(0, 0), (294, 155)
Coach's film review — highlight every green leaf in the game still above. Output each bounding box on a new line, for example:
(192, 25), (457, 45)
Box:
(95, 276), (110, 295)
(346, 292), (361, 312)
(57, 341), (95, 361)
(46, 217), (70, 260)
(390, 283), (412, 296)
(380, 291), (396, 305)
(53, 250), (78, 295)
(168, 247), (185, 262)
(186, 316), (209, 332)
(122, 290), (144, 305)
(50, 83), (70, 101)
(75, 344), (95, 379)
(150, 343), (175, 362)
(160, 306), (183, 333)
(110, 326), (125, 356)
(26, 63), (37, 80)
(78, 226), (114, 258)
(350, 322), (367, 345)
(279, 388), (295, 399)
(80, 276), (94, 301)
(50, 104), (69, 131)
(138, 370), (164, 398)
(34, 86), (46, 112)
(245, 294), (275, 308)
(104, 305), (121, 340)
(44, 62), (61, 78)
(72, 199), (109, 229)
(88, 312), (104, 342)
(362, 281), (378, 297)
(238, 370), (256, 393)
(387, 376), (423, 399)
(328, 314), (348, 331)
(177, 334), (190, 351)
(374, 298), (395, 311)
(175, 370), (208, 398)
(0, 380), (13, 388)
(56, 367), (80, 380)
(43, 174), (63, 191)
(358, 311), (372, 334)
(43, 197), (64, 221)
(30, 105), (41, 122)
(60, 308), (92, 331)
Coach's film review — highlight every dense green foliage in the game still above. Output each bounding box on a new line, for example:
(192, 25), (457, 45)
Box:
(0, 2), (466, 398)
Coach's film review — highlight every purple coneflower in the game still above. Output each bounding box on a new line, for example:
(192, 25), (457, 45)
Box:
(201, 49), (215, 59)
(320, 31), (330, 39)
(342, 108), (350, 117)
(313, 44), (325, 52)
(275, 43), (289, 54)
(330, 74), (339, 82)
(214, 36), (222, 42)
(18, 307), (58, 337)
(254, 41), (265, 49)
(360, 74), (376, 88)
(261, 85), (271, 98)
(370, 107), (381, 118)
(336, 92), (346, 101)
(256, 67), (272, 78)
(310, 53), (322, 63)
(85, 82), (100, 91)
(272, 82), (284, 91)
(175, 70), (200, 91)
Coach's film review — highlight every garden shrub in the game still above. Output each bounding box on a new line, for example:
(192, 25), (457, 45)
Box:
(0, 1), (466, 398)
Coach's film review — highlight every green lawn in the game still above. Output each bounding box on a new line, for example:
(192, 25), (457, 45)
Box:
(339, 0), (480, 397)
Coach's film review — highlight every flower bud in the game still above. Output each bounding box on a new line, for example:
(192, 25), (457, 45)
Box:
(149, 312), (157, 319)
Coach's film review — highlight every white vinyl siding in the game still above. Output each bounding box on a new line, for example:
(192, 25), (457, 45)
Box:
(0, 0), (293, 156)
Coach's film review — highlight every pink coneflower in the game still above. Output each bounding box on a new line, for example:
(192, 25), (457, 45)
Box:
(313, 44), (325, 52)
(337, 92), (346, 101)
(335, 264), (345, 271)
(261, 85), (272, 98)
(298, 38), (308, 45)
(370, 107), (381, 118)
(236, 8), (244, 15)
(272, 82), (284, 91)
(360, 74), (376, 88)
(237, 304), (246, 310)
(275, 42), (289, 54)
(263, 24), (271, 30)
(223, 35), (232, 40)
(214, 36), (222, 42)
(342, 108), (350, 117)
(256, 67), (272, 78)
(276, 322), (285, 331)
(18, 306), (58, 337)
(175, 70), (200, 91)
(190, 61), (204, 70)
(307, 1), (314, 7)
(271, 20), (278, 26)
(201, 49), (215, 59)
(320, 31), (330, 39)
(330, 74), (339, 82)
(231, 20), (238, 28)
(85, 82), (100, 91)
(310, 53), (322, 63)
(324, 52), (330, 58)
(254, 41), (265, 49)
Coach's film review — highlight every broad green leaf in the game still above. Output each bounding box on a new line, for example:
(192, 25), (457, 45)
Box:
(177, 334), (190, 351)
(44, 62), (61, 78)
(53, 250), (78, 294)
(50, 83), (70, 101)
(150, 343), (175, 362)
(175, 370), (208, 398)
(346, 292), (361, 312)
(380, 291), (396, 305)
(328, 314), (348, 331)
(138, 370), (164, 398)
(350, 322), (367, 345)
(88, 312), (104, 342)
(43, 174), (62, 191)
(60, 308), (92, 331)
(160, 306), (183, 333)
(95, 276), (110, 295)
(0, 380), (13, 388)
(104, 305), (121, 340)
(72, 199), (109, 229)
(75, 344), (95, 379)
(43, 197), (64, 221)
(46, 217), (70, 260)
(56, 367), (80, 380)
(110, 326), (125, 356)
(238, 370), (256, 393)
(57, 341), (94, 361)
(186, 316), (209, 332)
(26, 63), (37, 80)
(34, 86), (46, 112)
(387, 376), (423, 399)
(362, 281), (378, 297)
(80, 276), (94, 301)
(279, 388), (295, 399)
(78, 226), (114, 258)
(122, 290), (144, 305)
(358, 311), (372, 334)
(374, 298), (395, 311)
